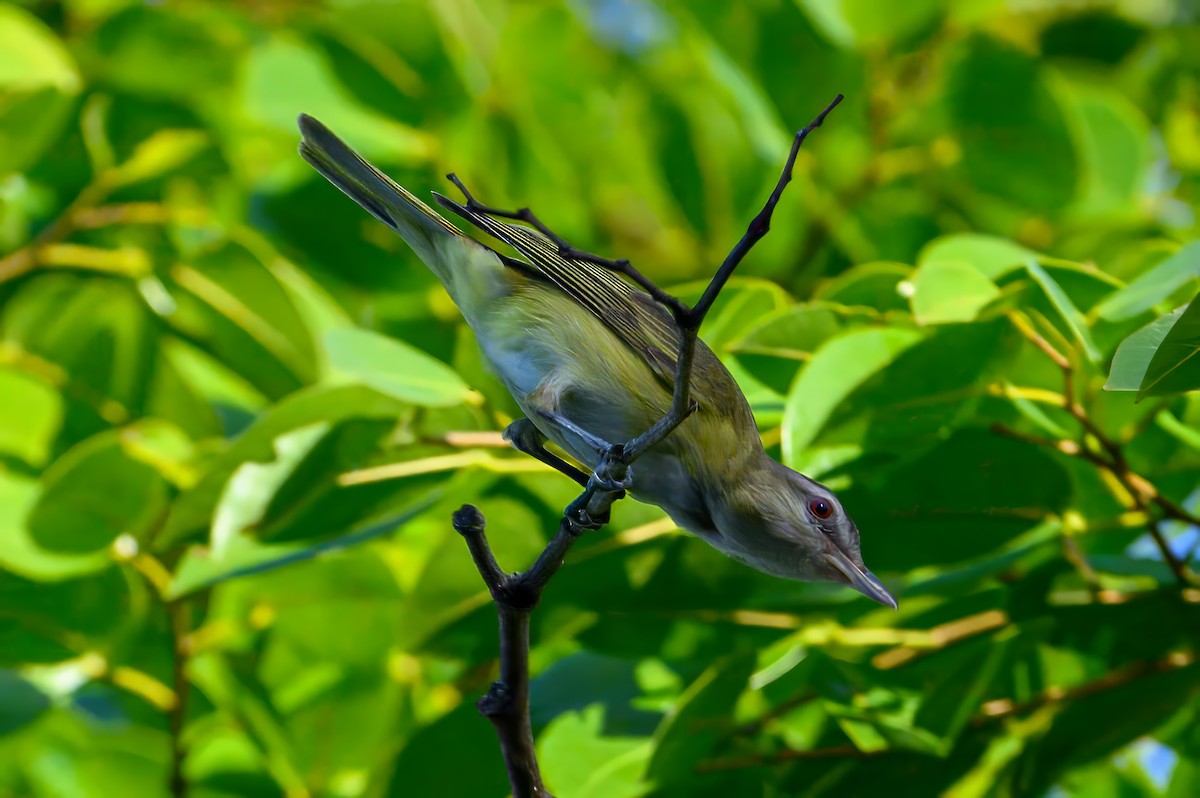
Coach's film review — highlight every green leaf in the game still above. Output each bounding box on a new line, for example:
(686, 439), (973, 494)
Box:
(210, 423), (329, 555)
(689, 279), (792, 351)
(0, 368), (61, 467)
(0, 5), (81, 175)
(0, 472), (110, 580)
(2, 276), (156, 422)
(538, 705), (652, 798)
(1105, 305), (1186, 391)
(188, 651), (307, 793)
(918, 234), (1039, 280)
(1139, 294), (1200, 398)
(0, 566), (128, 666)
(0, 670), (51, 736)
(797, 0), (943, 49)
(386, 703), (511, 797)
(1019, 662), (1200, 793)
(234, 35), (432, 185)
(323, 328), (475, 407)
(165, 242), (318, 397)
(946, 35), (1077, 211)
(168, 498), (436, 599)
(27, 431), (168, 555)
(110, 129), (209, 186)
(158, 383), (406, 548)
(1026, 259), (1101, 363)
(910, 260), (1001, 325)
(782, 326), (924, 465)
(647, 652), (755, 782)
(1062, 83), (1150, 217)
(1096, 241), (1200, 321)
(813, 261), (912, 312)
(843, 429), (1071, 570)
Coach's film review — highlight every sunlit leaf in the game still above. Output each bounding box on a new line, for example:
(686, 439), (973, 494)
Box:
(782, 326), (924, 465)
(1105, 305), (1186, 391)
(1139, 294), (1200, 398)
(910, 260), (1000, 325)
(110, 129), (209, 186)
(323, 327), (475, 407)
(1096, 241), (1200, 321)
(918, 234), (1039, 280)
(539, 704), (652, 798)
(0, 5), (81, 174)
(1026, 259), (1101, 363)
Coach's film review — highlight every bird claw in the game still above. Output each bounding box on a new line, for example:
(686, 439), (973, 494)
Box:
(502, 417), (542, 450)
(589, 462), (632, 495)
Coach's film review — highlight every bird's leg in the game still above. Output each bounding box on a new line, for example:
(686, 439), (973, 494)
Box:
(522, 408), (633, 529)
(445, 174), (691, 321)
(503, 418), (590, 488)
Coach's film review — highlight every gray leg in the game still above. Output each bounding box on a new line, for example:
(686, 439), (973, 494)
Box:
(503, 418), (590, 488)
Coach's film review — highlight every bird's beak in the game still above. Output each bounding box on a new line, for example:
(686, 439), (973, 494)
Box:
(826, 545), (898, 609)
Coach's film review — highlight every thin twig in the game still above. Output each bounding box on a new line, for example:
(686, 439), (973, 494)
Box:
(0, 180), (111, 284)
(696, 745), (878, 773)
(450, 97), (845, 797)
(696, 651), (1198, 773)
(167, 600), (192, 798)
(999, 312), (1199, 585)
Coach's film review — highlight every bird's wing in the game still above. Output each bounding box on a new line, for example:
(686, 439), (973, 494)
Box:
(434, 193), (695, 396)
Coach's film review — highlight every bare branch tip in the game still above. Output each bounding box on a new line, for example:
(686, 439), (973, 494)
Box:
(453, 504), (486, 536)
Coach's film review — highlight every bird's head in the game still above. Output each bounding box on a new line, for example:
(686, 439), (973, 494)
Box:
(713, 458), (897, 609)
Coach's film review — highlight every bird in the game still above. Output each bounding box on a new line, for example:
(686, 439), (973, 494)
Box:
(297, 114), (896, 608)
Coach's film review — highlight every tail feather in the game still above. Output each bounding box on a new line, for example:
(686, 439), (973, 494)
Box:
(297, 114), (501, 308)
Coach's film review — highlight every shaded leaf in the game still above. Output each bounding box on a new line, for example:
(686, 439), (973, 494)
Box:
(28, 431), (168, 555)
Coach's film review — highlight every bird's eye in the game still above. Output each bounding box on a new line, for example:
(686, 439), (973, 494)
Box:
(809, 499), (833, 519)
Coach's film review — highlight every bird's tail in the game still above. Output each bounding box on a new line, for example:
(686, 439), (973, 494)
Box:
(297, 114), (505, 316)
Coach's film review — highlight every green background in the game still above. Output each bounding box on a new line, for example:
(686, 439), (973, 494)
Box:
(2, 0), (1200, 796)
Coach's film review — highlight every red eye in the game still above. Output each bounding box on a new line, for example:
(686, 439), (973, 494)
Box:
(809, 499), (833, 519)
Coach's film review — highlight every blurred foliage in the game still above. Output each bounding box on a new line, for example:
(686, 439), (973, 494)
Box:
(1, 0), (1200, 796)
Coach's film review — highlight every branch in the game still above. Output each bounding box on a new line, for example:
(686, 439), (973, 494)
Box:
(999, 311), (1199, 586)
(168, 601), (192, 798)
(0, 178), (111, 285)
(694, 650), (1199, 773)
(449, 96), (845, 797)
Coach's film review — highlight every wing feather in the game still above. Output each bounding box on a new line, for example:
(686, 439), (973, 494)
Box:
(434, 193), (692, 395)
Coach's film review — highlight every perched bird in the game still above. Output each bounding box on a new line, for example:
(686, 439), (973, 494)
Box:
(298, 114), (896, 608)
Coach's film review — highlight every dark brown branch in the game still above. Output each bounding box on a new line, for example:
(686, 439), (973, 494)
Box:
(451, 97), (846, 797)
(972, 651), (1196, 725)
(696, 745), (879, 773)
(622, 93), (843, 462)
(998, 312), (1199, 586)
(688, 94), (842, 324)
(696, 651), (1198, 773)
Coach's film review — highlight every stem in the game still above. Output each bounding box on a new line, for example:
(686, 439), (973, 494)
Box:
(167, 600), (192, 798)
(0, 179), (111, 284)
(453, 506), (566, 797)
(999, 312), (1199, 586)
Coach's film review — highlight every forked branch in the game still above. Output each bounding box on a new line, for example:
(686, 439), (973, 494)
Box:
(448, 95), (844, 798)
(994, 310), (1199, 587)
